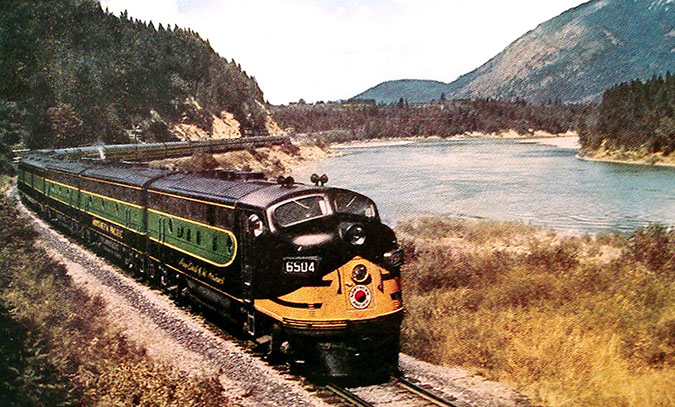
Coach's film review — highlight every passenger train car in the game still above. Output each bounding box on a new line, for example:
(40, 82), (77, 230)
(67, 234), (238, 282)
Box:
(17, 152), (404, 380)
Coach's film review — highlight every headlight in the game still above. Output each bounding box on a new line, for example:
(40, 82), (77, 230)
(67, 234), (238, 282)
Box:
(383, 247), (404, 268)
(352, 264), (369, 283)
(345, 224), (366, 246)
(248, 214), (265, 237)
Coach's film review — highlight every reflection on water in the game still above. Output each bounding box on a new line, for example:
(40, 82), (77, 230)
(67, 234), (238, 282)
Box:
(294, 139), (675, 233)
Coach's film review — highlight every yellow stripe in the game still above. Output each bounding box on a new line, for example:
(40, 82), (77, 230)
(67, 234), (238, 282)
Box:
(46, 176), (143, 209)
(46, 176), (142, 209)
(149, 189), (235, 209)
(37, 177), (238, 268)
(254, 303), (284, 321)
(85, 210), (143, 235)
(45, 205), (143, 254)
(45, 190), (73, 208)
(39, 179), (142, 235)
(80, 189), (143, 209)
(80, 175), (142, 190)
(148, 236), (236, 267)
(147, 207), (238, 267)
(147, 207), (237, 237)
(44, 177), (78, 191)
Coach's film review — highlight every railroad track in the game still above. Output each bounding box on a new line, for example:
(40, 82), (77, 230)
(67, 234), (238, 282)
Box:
(12, 187), (473, 407)
(324, 376), (465, 407)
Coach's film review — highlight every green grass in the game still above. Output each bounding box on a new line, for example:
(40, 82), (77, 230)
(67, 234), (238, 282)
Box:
(0, 194), (233, 406)
(398, 216), (674, 407)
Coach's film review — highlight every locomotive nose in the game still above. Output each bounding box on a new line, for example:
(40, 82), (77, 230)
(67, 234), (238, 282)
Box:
(342, 223), (366, 246)
(292, 232), (336, 248)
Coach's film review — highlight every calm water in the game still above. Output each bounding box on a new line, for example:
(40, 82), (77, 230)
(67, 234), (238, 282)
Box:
(294, 139), (675, 233)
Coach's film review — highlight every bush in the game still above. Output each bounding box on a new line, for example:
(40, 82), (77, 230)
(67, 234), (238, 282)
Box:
(0, 196), (232, 406)
(398, 216), (675, 407)
(403, 246), (510, 293)
(523, 238), (579, 273)
(0, 143), (15, 176)
(626, 224), (674, 274)
(0, 303), (76, 407)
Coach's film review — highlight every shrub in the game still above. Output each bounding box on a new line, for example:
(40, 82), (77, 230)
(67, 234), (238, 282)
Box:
(523, 238), (579, 274)
(625, 224), (675, 274)
(0, 143), (15, 176)
(0, 196), (233, 406)
(403, 246), (510, 293)
(398, 216), (674, 407)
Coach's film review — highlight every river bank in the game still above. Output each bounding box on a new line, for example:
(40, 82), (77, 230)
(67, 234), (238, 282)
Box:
(330, 130), (580, 149)
(399, 215), (674, 407)
(577, 148), (675, 168)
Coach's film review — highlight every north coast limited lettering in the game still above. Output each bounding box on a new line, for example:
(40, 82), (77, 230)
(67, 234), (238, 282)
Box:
(178, 258), (225, 285)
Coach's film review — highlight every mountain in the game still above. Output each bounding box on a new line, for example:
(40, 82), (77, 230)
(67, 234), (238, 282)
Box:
(353, 0), (675, 104)
(0, 0), (275, 149)
(352, 79), (448, 104)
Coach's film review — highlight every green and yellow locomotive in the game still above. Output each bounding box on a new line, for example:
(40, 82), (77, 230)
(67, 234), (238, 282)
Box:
(17, 152), (404, 380)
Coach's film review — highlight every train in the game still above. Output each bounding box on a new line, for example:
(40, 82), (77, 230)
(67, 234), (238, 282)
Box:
(16, 146), (404, 381)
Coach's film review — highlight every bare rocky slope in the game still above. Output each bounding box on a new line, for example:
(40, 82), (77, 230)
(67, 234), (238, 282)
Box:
(354, 0), (675, 104)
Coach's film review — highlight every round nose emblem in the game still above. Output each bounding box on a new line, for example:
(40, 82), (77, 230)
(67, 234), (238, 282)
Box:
(349, 285), (372, 309)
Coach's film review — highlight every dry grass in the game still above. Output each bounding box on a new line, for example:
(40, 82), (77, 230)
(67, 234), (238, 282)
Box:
(399, 217), (674, 407)
(0, 195), (234, 406)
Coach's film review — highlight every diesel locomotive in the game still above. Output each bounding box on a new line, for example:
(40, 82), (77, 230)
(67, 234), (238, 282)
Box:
(17, 150), (404, 380)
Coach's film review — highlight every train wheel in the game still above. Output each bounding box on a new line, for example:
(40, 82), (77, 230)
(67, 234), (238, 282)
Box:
(175, 277), (189, 304)
(135, 258), (147, 279)
(265, 324), (286, 363)
(146, 261), (156, 282)
(158, 265), (173, 291)
(125, 251), (137, 273)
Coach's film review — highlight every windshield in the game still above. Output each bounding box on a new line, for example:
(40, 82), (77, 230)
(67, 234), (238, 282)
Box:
(332, 190), (376, 219)
(273, 195), (330, 227)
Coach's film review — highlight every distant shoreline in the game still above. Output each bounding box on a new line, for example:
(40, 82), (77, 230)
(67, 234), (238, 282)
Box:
(518, 135), (579, 149)
(329, 131), (580, 149)
(327, 133), (675, 169)
(576, 153), (675, 168)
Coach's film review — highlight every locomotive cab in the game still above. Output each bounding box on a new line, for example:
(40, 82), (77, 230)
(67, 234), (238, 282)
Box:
(242, 186), (404, 381)
(19, 152), (404, 383)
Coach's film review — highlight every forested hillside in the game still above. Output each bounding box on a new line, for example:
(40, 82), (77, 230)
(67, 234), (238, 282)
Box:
(272, 99), (591, 142)
(0, 0), (271, 152)
(580, 73), (675, 156)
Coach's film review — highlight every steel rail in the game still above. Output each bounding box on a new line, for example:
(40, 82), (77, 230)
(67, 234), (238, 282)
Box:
(394, 377), (462, 407)
(323, 384), (373, 407)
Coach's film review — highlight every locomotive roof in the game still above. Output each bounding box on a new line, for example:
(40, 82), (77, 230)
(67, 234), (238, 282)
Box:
(147, 172), (271, 206)
(148, 172), (327, 209)
(21, 155), (91, 174)
(81, 165), (170, 188)
(237, 182), (327, 209)
(22, 155), (332, 210)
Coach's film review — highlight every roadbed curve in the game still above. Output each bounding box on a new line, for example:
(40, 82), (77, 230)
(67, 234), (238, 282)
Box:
(18, 199), (329, 407)
(16, 194), (532, 407)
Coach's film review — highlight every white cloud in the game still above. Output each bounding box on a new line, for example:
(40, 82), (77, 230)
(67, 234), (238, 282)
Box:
(100, 0), (586, 104)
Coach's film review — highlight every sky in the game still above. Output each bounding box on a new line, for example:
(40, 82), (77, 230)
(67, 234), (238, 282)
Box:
(99, 0), (588, 104)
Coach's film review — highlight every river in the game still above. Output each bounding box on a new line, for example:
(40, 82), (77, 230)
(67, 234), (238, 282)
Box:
(294, 138), (675, 233)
